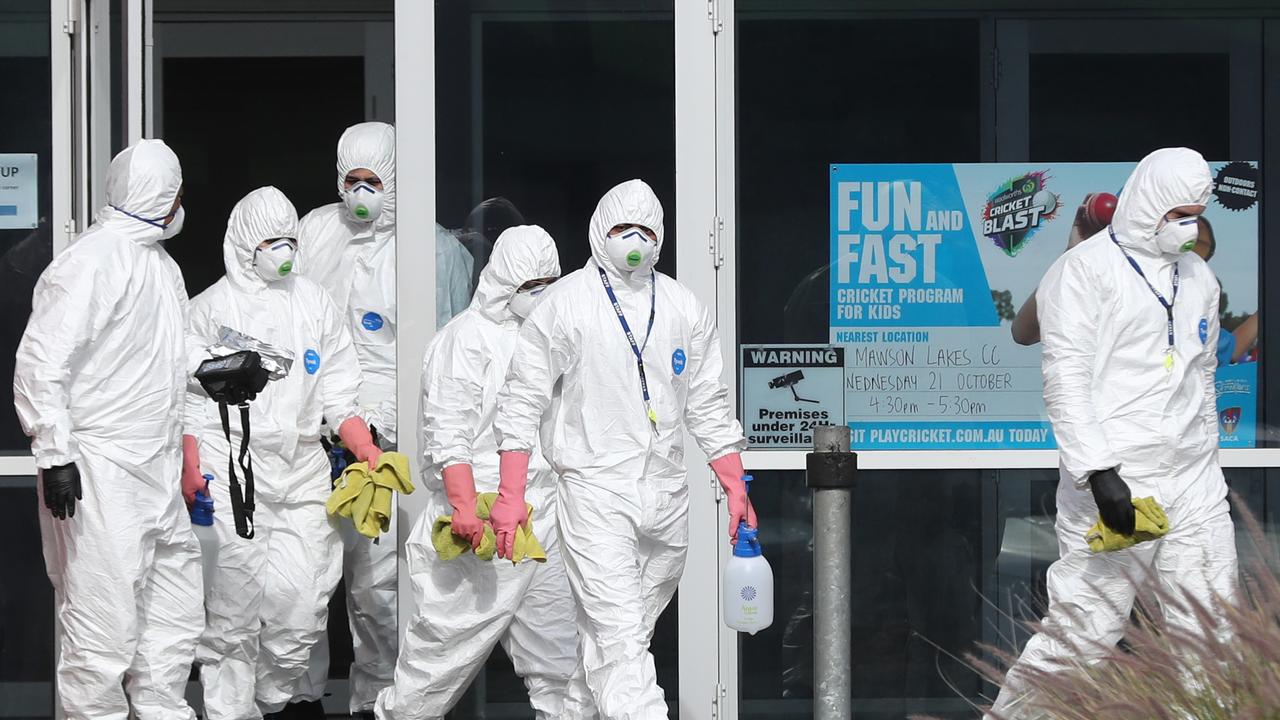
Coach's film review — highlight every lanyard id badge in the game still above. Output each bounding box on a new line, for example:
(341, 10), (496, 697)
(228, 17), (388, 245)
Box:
(1110, 228), (1179, 373)
(598, 267), (659, 432)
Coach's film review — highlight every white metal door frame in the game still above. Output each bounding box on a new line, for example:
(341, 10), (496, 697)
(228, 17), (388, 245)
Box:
(675, 2), (728, 719)
(394, 0), (435, 663)
(708, 1), (744, 717)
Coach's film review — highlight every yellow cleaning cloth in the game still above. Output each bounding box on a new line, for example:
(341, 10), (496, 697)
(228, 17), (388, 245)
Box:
(432, 492), (546, 564)
(327, 452), (415, 538)
(1085, 496), (1170, 553)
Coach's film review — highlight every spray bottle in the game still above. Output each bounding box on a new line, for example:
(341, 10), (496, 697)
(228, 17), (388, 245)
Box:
(723, 475), (774, 634)
(190, 473), (219, 592)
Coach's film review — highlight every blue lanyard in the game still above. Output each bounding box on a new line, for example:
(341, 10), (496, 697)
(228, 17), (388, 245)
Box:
(1109, 227), (1178, 350)
(598, 266), (659, 431)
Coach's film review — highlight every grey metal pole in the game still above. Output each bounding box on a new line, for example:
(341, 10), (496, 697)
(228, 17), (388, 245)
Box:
(807, 424), (855, 720)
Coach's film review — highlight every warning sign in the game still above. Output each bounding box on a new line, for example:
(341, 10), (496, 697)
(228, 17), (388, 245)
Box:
(741, 345), (845, 449)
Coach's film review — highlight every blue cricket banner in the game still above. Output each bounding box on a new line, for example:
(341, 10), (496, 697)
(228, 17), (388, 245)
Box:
(827, 161), (1259, 451)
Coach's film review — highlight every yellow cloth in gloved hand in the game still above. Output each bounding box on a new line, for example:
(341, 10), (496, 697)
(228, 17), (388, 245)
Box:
(1085, 496), (1170, 553)
(432, 492), (546, 564)
(326, 451), (415, 538)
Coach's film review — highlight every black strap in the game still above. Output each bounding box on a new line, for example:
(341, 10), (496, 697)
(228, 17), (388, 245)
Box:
(218, 401), (256, 539)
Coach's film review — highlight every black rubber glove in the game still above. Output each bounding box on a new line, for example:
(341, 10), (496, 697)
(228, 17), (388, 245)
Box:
(1088, 468), (1134, 536)
(42, 463), (83, 520)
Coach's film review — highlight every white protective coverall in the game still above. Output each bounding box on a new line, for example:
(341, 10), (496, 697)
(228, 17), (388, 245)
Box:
(989, 148), (1239, 718)
(375, 225), (584, 720)
(295, 121), (473, 712)
(14, 139), (204, 720)
(186, 187), (364, 719)
(494, 180), (747, 719)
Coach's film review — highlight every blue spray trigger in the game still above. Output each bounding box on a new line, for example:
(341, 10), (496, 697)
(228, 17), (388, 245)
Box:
(191, 478), (216, 527)
(734, 522), (762, 557)
(733, 474), (761, 556)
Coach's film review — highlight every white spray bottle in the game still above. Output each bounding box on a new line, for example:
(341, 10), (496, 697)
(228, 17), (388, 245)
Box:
(190, 473), (219, 592)
(723, 475), (773, 634)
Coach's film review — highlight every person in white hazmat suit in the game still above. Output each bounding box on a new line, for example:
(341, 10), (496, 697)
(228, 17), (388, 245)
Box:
(181, 186), (381, 719)
(375, 224), (588, 720)
(295, 121), (474, 714)
(491, 180), (757, 719)
(988, 148), (1239, 718)
(14, 139), (204, 720)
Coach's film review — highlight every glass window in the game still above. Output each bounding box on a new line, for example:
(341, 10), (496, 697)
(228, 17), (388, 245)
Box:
(0, 478), (54, 717)
(0, 8), (54, 711)
(1028, 53), (1230, 162)
(0, 0), (55, 454)
(739, 468), (1280, 719)
(436, 7), (677, 277)
(160, 55), (366, 297)
(737, 17), (981, 347)
(734, 7), (1277, 718)
(436, 2), (677, 715)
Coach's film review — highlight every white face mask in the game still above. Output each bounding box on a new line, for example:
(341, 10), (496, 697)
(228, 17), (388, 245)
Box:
(161, 206), (185, 240)
(343, 181), (384, 223)
(1153, 215), (1200, 256)
(508, 285), (549, 320)
(253, 239), (297, 283)
(605, 227), (656, 274)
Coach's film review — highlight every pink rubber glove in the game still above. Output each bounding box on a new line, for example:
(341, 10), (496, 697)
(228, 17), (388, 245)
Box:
(442, 464), (486, 550)
(339, 416), (382, 467)
(710, 452), (758, 544)
(491, 451), (531, 560)
(182, 434), (206, 508)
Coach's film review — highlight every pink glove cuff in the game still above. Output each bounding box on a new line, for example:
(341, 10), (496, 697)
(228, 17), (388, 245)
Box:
(338, 416), (381, 465)
(441, 464), (478, 508)
(710, 452), (746, 490)
(498, 451), (531, 498)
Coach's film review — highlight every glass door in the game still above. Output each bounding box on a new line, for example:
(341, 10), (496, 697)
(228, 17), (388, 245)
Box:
(394, 2), (726, 718)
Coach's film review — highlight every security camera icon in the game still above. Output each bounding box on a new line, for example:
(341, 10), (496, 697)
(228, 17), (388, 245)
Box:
(768, 370), (819, 404)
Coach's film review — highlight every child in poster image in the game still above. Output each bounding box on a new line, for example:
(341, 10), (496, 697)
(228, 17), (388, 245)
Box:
(1192, 216), (1259, 365)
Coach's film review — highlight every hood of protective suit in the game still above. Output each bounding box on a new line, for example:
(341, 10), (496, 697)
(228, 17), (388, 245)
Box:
(472, 224), (560, 324)
(336, 121), (396, 230)
(1111, 147), (1212, 259)
(95, 139), (183, 245)
(588, 179), (665, 282)
(223, 186), (299, 293)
